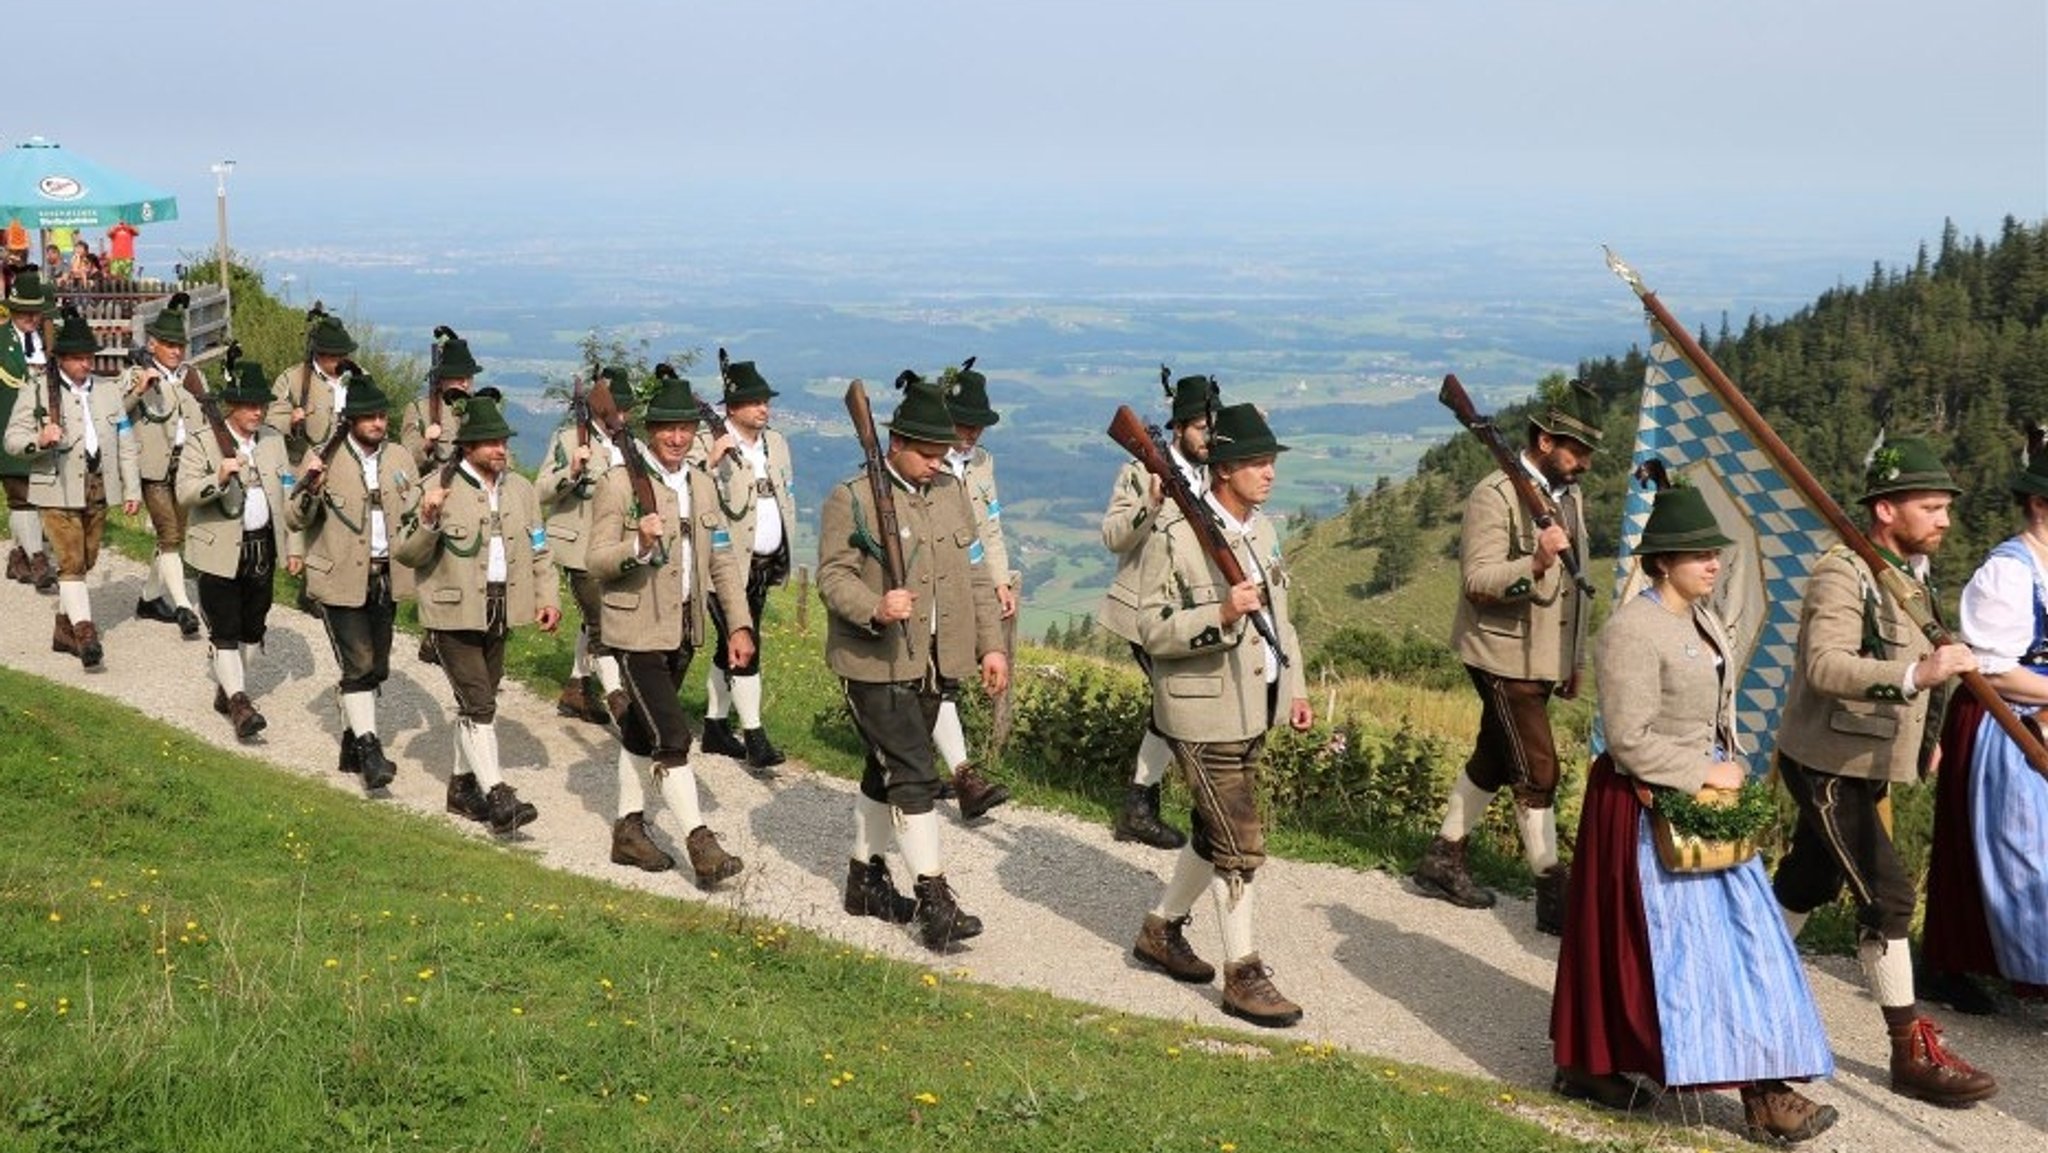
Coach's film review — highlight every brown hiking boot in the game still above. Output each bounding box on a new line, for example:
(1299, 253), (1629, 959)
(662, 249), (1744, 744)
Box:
(843, 855), (917, 923)
(1133, 913), (1215, 984)
(611, 812), (675, 872)
(73, 620), (102, 669)
(446, 773), (490, 823)
(29, 552), (55, 593)
(227, 693), (266, 740)
(911, 874), (983, 951)
(1740, 1079), (1839, 1144)
(51, 613), (77, 655)
(5, 546), (28, 584)
(1221, 955), (1302, 1028)
(1413, 835), (1496, 909)
(950, 762), (1010, 821)
(1113, 782), (1187, 850)
(1888, 1015), (1997, 1106)
(684, 826), (743, 887)
(1534, 863), (1569, 936)
(556, 678), (610, 725)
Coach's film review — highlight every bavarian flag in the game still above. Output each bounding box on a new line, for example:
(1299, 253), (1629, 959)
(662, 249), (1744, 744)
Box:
(1609, 252), (1837, 774)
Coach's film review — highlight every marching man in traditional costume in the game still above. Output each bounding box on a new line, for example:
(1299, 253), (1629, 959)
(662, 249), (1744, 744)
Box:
(4, 307), (141, 669)
(536, 365), (629, 726)
(588, 372), (753, 886)
(2, 266), (56, 592)
(291, 371), (419, 791)
(177, 358), (300, 739)
(118, 294), (204, 636)
(397, 396), (561, 834)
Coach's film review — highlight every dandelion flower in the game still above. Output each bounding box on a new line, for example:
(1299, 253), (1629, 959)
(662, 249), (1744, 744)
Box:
(913, 1092), (938, 1105)
(418, 968), (436, 981)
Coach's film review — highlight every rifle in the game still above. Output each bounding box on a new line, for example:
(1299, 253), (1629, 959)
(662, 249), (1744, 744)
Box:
(291, 301), (328, 448)
(700, 353), (733, 441)
(301, 359), (364, 497)
(1107, 403), (1289, 667)
(584, 373), (667, 566)
(844, 377), (911, 654)
(190, 342), (246, 514)
(1608, 246), (2048, 781)
(426, 324), (456, 461)
(1439, 373), (1597, 600)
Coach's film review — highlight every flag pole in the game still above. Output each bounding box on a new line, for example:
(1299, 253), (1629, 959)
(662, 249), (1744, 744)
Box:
(1605, 247), (2048, 778)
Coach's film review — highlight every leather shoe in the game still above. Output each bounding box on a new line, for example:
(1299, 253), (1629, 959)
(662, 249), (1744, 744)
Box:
(174, 606), (201, 638)
(134, 596), (178, 624)
(1552, 1066), (1647, 1112)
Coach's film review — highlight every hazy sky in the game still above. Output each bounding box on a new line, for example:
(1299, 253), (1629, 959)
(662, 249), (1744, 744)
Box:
(11, 0), (2044, 253)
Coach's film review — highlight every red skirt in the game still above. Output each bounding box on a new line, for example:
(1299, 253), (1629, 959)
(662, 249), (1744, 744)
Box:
(1550, 755), (1664, 1081)
(1921, 695), (2002, 977)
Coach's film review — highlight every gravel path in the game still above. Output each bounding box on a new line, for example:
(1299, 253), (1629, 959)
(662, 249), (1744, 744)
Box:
(6, 553), (2044, 1150)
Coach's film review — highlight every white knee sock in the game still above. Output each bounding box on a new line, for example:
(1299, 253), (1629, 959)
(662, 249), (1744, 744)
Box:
(897, 808), (943, 878)
(464, 721), (504, 789)
(615, 749), (649, 818)
(211, 647), (245, 696)
(1153, 845), (1216, 920)
(59, 580), (91, 624)
(853, 794), (894, 862)
(1860, 937), (1917, 1009)
(1211, 874), (1257, 964)
(1780, 904), (1809, 941)
(593, 653), (622, 696)
(1439, 774), (1493, 841)
(1516, 804), (1560, 873)
(706, 667), (733, 720)
(656, 760), (705, 831)
(451, 719), (475, 778)
(931, 701), (970, 772)
(10, 511), (42, 553)
(1132, 728), (1174, 788)
(140, 554), (163, 600)
(341, 690), (378, 737)
(570, 626), (591, 679)
(731, 674), (765, 730)
(157, 552), (193, 609)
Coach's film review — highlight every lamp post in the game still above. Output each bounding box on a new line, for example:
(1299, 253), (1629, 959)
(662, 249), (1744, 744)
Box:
(211, 159), (235, 325)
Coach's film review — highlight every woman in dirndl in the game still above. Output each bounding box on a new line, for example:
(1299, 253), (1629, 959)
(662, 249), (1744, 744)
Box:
(1924, 452), (2048, 1004)
(1550, 484), (1837, 1145)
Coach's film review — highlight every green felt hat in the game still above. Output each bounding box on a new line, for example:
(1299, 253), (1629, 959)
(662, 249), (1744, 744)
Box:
(595, 365), (632, 408)
(220, 360), (272, 407)
(340, 370), (391, 418)
(143, 292), (191, 345)
(2013, 449), (2048, 500)
(308, 315), (357, 357)
(1635, 485), (1732, 554)
(718, 348), (777, 403)
(1860, 435), (1960, 503)
(1170, 374), (1219, 425)
(886, 370), (956, 445)
(454, 396), (515, 442)
(944, 356), (999, 427)
(432, 329), (482, 379)
(1529, 378), (1604, 449)
(643, 369), (704, 423)
(1206, 402), (1288, 464)
(51, 308), (97, 357)
(3, 266), (48, 312)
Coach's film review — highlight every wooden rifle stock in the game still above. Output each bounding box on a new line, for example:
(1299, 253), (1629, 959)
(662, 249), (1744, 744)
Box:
(844, 379), (912, 653)
(1106, 404), (1288, 667)
(291, 302), (327, 447)
(302, 359), (363, 497)
(585, 379), (668, 566)
(1607, 247), (2048, 780)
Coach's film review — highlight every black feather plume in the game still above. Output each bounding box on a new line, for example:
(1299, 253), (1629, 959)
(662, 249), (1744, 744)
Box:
(654, 362), (679, 381)
(894, 370), (920, 392)
(1159, 364), (1172, 400)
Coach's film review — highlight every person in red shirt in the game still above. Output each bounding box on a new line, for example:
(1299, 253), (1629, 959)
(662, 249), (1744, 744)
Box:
(107, 223), (137, 278)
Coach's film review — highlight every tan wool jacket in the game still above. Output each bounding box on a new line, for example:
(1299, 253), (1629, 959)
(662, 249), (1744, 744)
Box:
(1775, 546), (1937, 783)
(3, 370), (142, 510)
(817, 467), (1003, 685)
(1595, 592), (1741, 795)
(285, 438), (422, 609)
(1448, 466), (1589, 683)
(534, 422), (620, 572)
(117, 362), (207, 483)
(398, 394), (464, 476)
(585, 465), (753, 654)
(689, 424), (797, 574)
(954, 446), (1012, 588)
(176, 423), (297, 579)
(394, 465), (560, 632)
(1135, 502), (1306, 744)
(265, 363), (345, 463)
